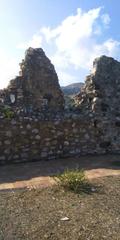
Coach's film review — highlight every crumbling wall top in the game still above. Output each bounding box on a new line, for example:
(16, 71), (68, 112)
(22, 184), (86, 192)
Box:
(0, 47), (65, 112)
(75, 55), (120, 117)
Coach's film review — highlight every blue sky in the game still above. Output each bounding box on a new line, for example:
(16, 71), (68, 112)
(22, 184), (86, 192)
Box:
(0, 0), (120, 88)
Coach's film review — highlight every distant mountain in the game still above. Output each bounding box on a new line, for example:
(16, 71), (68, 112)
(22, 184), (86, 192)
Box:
(61, 82), (84, 96)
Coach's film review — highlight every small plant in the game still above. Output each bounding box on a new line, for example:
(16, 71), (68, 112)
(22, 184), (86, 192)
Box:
(56, 169), (91, 194)
(2, 106), (14, 119)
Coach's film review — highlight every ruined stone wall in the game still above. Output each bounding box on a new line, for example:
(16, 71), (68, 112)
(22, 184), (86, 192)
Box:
(0, 48), (64, 111)
(0, 51), (120, 165)
(0, 112), (120, 164)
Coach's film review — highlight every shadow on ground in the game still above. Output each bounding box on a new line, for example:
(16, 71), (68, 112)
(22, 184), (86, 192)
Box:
(0, 154), (120, 188)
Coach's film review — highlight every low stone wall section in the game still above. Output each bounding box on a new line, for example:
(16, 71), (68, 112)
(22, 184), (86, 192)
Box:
(0, 114), (120, 164)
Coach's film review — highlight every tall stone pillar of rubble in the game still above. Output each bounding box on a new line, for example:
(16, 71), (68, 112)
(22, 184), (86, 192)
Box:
(0, 47), (64, 111)
(75, 55), (120, 118)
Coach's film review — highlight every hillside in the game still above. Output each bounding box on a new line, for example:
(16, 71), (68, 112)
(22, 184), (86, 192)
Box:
(61, 82), (84, 96)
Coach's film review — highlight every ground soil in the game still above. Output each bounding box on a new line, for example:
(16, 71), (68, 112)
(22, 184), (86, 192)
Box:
(0, 155), (120, 240)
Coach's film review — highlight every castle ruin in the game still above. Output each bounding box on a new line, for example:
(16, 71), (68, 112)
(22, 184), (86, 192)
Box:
(0, 49), (120, 164)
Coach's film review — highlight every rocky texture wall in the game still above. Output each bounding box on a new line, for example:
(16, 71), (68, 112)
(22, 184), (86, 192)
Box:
(0, 52), (120, 165)
(75, 55), (120, 117)
(0, 111), (120, 165)
(0, 48), (64, 112)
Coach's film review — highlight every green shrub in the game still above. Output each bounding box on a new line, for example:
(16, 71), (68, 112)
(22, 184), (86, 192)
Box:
(2, 106), (14, 119)
(56, 169), (91, 193)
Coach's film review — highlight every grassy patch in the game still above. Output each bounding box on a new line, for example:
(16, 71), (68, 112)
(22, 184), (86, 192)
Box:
(56, 169), (92, 194)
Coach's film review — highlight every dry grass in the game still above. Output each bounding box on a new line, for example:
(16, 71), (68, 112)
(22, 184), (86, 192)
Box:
(55, 168), (92, 194)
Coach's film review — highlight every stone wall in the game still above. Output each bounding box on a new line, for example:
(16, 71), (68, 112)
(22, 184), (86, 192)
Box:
(0, 112), (120, 164)
(0, 51), (120, 165)
(75, 55), (120, 118)
(0, 48), (64, 111)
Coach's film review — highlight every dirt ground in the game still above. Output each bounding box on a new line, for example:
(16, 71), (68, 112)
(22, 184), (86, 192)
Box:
(0, 155), (120, 240)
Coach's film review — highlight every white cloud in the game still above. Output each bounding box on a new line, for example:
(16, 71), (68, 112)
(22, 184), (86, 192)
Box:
(41, 26), (61, 43)
(40, 7), (104, 73)
(58, 71), (79, 86)
(0, 52), (19, 89)
(0, 33), (43, 89)
(103, 38), (120, 56)
(1, 7), (120, 89)
(42, 8), (101, 53)
(17, 34), (42, 49)
(40, 7), (119, 85)
(88, 38), (120, 68)
(101, 13), (110, 26)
